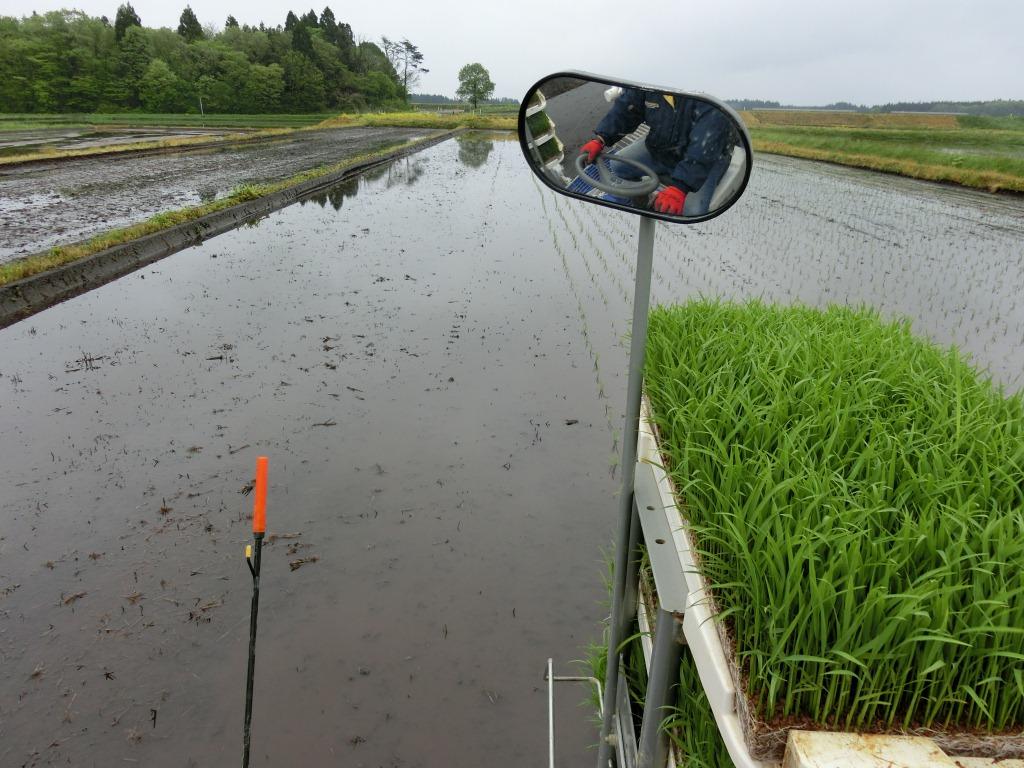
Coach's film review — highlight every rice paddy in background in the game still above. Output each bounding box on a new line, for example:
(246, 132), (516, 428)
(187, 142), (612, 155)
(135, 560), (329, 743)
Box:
(743, 110), (1024, 191)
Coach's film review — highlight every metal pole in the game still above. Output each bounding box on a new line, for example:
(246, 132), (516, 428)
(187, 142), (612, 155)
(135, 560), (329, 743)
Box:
(242, 532), (263, 768)
(597, 215), (656, 768)
(636, 610), (683, 768)
(547, 658), (555, 768)
(242, 456), (269, 768)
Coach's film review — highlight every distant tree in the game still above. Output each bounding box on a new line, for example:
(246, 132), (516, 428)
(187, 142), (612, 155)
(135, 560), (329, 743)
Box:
(300, 9), (319, 26)
(318, 6), (337, 42)
(114, 24), (152, 106)
(380, 37), (427, 95)
(177, 6), (203, 41)
(455, 62), (494, 110)
(280, 50), (324, 110)
(225, 15), (239, 28)
(284, 11), (299, 31)
(243, 63), (285, 112)
(139, 58), (187, 111)
(290, 23), (314, 57)
(114, 2), (140, 41)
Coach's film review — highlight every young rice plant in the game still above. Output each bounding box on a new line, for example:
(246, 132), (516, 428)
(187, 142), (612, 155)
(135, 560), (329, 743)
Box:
(644, 300), (1024, 732)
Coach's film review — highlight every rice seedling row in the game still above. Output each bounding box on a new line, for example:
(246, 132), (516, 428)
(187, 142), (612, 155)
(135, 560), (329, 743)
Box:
(643, 299), (1024, 753)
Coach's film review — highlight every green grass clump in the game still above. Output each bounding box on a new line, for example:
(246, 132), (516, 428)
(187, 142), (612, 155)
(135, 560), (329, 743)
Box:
(317, 111), (515, 131)
(645, 300), (1024, 733)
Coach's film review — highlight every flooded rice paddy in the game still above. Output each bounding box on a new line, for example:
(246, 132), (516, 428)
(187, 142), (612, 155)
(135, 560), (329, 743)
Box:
(0, 126), (431, 263)
(0, 126), (239, 156)
(1, 134), (1023, 767)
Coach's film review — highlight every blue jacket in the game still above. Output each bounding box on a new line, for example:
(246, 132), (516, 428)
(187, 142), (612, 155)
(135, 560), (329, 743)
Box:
(595, 89), (732, 193)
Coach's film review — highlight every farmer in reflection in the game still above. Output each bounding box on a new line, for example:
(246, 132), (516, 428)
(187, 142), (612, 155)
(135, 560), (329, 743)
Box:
(580, 89), (734, 216)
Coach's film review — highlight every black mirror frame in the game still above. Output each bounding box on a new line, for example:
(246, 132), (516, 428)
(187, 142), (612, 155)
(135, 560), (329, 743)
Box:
(517, 70), (753, 225)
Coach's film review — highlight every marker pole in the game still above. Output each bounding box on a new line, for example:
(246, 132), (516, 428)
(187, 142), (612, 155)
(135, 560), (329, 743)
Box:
(242, 456), (268, 768)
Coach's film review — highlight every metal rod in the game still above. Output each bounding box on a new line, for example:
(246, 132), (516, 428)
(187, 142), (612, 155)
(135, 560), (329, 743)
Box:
(637, 609), (683, 768)
(548, 658), (556, 768)
(242, 531), (263, 768)
(597, 214), (656, 768)
(242, 455), (268, 768)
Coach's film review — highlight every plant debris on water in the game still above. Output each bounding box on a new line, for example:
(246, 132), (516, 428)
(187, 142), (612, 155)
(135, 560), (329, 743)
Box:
(644, 299), (1024, 733)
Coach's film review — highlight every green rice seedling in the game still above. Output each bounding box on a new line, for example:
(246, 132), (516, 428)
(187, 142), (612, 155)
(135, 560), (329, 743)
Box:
(644, 299), (1024, 733)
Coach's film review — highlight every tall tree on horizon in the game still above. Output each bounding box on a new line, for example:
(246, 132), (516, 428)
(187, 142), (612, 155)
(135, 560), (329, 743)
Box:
(113, 2), (140, 41)
(176, 6), (203, 42)
(380, 37), (427, 96)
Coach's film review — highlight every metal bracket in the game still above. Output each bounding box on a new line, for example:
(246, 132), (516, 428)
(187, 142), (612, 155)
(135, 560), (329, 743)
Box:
(634, 462), (688, 614)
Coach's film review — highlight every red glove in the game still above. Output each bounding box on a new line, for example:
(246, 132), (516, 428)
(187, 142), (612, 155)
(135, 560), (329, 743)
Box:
(653, 186), (686, 215)
(580, 138), (604, 163)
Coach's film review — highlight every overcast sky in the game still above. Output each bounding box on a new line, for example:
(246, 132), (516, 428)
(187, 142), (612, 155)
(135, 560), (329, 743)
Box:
(6, 0), (1022, 104)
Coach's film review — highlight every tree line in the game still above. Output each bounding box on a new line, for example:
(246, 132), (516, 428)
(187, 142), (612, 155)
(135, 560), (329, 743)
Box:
(0, 5), (419, 113)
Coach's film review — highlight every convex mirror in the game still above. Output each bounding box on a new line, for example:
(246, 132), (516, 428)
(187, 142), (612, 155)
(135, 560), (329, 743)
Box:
(518, 72), (752, 224)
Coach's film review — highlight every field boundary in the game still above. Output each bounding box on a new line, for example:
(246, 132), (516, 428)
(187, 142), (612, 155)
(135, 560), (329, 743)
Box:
(0, 128), (299, 169)
(0, 129), (460, 329)
(752, 141), (1024, 194)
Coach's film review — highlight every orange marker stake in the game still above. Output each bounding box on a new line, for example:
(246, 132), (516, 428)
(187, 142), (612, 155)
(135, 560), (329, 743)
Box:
(252, 456), (268, 535)
(242, 456), (268, 768)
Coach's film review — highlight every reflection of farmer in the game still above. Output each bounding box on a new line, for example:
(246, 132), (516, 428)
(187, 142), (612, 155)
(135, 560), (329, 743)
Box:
(580, 89), (733, 216)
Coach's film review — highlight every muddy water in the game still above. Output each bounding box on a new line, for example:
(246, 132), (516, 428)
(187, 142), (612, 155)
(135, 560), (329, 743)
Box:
(0, 136), (613, 767)
(0, 126), (431, 263)
(2, 136), (1024, 768)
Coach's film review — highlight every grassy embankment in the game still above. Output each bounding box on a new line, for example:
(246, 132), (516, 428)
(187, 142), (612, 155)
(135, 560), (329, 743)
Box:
(644, 300), (1024, 738)
(743, 110), (1024, 192)
(0, 135), (439, 288)
(317, 111), (516, 131)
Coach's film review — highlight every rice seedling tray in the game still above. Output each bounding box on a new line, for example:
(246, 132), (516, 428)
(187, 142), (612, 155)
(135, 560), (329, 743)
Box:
(638, 303), (1024, 765)
(639, 393), (1024, 766)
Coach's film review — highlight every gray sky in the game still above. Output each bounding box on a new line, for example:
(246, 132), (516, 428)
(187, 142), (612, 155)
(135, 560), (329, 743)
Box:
(7, 0), (1022, 104)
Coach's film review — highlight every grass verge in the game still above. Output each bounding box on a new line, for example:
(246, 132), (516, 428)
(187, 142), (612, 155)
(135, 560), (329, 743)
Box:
(742, 111), (1024, 192)
(0, 135), (437, 287)
(645, 300), (1024, 733)
(318, 111), (516, 131)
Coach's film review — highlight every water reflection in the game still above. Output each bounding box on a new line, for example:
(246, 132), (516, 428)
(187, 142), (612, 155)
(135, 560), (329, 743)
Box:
(304, 157), (427, 211)
(456, 135), (494, 168)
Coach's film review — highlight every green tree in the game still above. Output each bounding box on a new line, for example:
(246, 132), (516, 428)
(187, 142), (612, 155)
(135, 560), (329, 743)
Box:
(139, 58), (186, 111)
(290, 23), (314, 57)
(455, 62), (494, 110)
(177, 6), (203, 42)
(114, 2), (141, 41)
(113, 24), (152, 106)
(225, 15), (239, 28)
(242, 63), (285, 112)
(280, 51), (324, 111)
(284, 11), (299, 31)
(380, 37), (426, 96)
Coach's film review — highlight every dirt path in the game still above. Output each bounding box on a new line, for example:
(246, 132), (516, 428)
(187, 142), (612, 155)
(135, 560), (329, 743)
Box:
(0, 126), (429, 263)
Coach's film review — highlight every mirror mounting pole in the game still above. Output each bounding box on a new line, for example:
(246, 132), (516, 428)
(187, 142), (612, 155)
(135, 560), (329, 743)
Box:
(597, 214), (656, 768)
